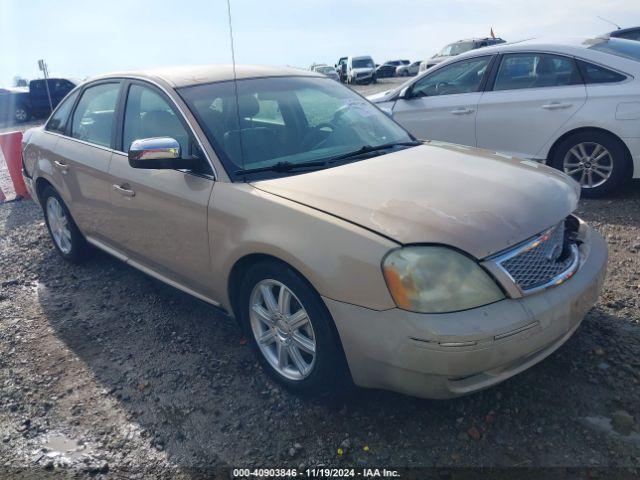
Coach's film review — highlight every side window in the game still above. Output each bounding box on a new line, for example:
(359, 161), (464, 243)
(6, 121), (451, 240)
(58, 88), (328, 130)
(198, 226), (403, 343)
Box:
(410, 56), (491, 97)
(579, 61), (626, 84)
(46, 90), (79, 134)
(123, 84), (191, 156)
(70, 83), (120, 148)
(494, 53), (581, 91)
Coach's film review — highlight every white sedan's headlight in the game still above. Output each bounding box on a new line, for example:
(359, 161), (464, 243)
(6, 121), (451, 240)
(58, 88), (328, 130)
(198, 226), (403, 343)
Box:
(382, 246), (504, 313)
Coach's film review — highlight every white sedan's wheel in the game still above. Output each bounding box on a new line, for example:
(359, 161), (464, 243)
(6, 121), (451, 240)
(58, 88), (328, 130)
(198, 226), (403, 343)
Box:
(551, 131), (631, 198)
(249, 279), (316, 380)
(562, 142), (613, 189)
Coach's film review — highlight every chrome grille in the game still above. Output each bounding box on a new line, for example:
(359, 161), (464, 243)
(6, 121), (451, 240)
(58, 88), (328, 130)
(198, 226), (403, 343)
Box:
(495, 220), (579, 293)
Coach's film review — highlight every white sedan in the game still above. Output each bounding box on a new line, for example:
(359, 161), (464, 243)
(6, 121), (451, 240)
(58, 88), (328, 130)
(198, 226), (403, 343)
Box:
(370, 37), (640, 197)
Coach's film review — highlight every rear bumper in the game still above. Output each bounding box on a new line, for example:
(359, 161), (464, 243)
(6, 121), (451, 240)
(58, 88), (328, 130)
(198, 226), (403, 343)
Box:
(325, 227), (607, 399)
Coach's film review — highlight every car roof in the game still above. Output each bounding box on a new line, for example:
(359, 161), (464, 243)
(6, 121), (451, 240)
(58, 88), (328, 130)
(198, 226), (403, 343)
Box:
(456, 36), (611, 54)
(438, 36), (640, 74)
(89, 64), (321, 88)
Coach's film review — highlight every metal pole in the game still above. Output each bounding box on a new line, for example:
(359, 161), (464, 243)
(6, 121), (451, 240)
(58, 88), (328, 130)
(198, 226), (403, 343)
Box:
(42, 63), (53, 114)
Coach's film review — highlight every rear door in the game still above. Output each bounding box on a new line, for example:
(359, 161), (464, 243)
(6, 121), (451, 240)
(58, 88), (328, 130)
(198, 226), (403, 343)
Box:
(52, 81), (121, 240)
(106, 81), (215, 296)
(391, 55), (493, 146)
(476, 52), (586, 159)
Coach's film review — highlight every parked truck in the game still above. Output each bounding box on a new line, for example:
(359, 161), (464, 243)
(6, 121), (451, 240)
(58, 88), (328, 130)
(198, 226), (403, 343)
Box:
(0, 78), (77, 123)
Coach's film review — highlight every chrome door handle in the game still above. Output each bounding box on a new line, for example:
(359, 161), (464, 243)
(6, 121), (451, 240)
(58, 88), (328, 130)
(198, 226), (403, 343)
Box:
(53, 160), (69, 171)
(541, 102), (572, 110)
(451, 108), (474, 115)
(113, 184), (135, 197)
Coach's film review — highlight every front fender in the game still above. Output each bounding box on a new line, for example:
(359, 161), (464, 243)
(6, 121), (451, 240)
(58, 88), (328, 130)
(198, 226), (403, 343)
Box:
(207, 183), (398, 312)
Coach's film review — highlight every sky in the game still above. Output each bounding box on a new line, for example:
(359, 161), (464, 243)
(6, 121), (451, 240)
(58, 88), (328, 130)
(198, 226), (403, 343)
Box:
(1, 0), (640, 87)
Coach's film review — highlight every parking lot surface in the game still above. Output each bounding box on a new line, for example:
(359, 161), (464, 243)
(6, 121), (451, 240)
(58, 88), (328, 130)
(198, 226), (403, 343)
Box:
(0, 78), (639, 477)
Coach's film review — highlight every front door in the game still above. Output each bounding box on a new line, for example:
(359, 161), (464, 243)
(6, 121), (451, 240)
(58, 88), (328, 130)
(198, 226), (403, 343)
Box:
(106, 82), (215, 296)
(476, 52), (587, 159)
(391, 55), (493, 146)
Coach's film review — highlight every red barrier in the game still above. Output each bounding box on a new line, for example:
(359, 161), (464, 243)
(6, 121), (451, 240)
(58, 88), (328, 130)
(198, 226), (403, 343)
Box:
(0, 131), (30, 200)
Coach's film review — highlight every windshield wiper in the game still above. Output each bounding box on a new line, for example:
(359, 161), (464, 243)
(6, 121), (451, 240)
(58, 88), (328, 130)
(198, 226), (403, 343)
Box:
(327, 140), (422, 163)
(235, 160), (328, 176)
(234, 141), (422, 177)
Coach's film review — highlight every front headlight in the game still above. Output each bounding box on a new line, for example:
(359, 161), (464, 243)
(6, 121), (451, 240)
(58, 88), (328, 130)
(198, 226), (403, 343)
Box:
(382, 246), (505, 313)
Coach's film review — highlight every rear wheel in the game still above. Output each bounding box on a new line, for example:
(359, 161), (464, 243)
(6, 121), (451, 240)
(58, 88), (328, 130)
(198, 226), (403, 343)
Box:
(14, 106), (29, 123)
(238, 260), (349, 395)
(550, 131), (632, 198)
(41, 186), (91, 263)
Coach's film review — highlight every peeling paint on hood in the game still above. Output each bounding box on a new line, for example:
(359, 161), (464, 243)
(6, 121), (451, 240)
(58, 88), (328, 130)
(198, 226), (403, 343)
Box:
(252, 142), (579, 259)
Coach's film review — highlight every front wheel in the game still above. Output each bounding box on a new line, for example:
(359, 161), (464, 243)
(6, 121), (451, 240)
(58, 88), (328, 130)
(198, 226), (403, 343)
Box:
(238, 260), (349, 395)
(41, 186), (92, 263)
(550, 131), (632, 198)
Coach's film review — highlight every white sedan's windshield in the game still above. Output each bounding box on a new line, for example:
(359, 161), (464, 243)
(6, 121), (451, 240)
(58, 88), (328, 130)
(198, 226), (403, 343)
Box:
(179, 76), (413, 180)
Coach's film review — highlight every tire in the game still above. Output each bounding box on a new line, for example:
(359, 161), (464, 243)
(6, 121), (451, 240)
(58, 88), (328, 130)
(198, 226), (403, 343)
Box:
(238, 260), (349, 396)
(14, 106), (29, 123)
(41, 186), (92, 263)
(550, 131), (632, 198)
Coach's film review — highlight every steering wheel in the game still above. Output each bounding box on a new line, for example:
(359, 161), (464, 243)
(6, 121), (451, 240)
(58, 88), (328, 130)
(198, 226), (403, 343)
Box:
(302, 122), (335, 150)
(435, 81), (453, 93)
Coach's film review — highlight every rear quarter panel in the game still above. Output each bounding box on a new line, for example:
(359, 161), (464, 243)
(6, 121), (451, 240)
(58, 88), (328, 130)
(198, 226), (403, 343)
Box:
(536, 77), (640, 177)
(22, 128), (60, 205)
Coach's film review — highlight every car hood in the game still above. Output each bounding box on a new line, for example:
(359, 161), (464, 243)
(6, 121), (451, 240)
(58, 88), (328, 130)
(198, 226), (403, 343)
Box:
(251, 142), (579, 259)
(352, 67), (374, 74)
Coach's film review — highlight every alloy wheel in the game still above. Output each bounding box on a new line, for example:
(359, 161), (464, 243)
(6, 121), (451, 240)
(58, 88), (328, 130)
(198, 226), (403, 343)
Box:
(46, 196), (72, 254)
(15, 108), (28, 122)
(562, 142), (613, 189)
(249, 279), (316, 380)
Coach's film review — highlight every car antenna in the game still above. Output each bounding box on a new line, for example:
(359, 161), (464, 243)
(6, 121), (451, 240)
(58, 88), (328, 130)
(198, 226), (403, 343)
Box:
(226, 0), (247, 180)
(597, 15), (621, 30)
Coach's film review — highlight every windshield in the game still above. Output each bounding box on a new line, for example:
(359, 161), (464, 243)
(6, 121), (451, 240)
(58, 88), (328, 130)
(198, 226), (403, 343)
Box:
(590, 37), (640, 61)
(179, 76), (413, 181)
(352, 58), (373, 68)
(316, 66), (335, 74)
(439, 41), (474, 56)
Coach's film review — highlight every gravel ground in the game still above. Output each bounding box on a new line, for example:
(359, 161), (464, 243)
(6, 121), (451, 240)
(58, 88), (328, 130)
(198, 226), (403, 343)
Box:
(1, 78), (639, 477)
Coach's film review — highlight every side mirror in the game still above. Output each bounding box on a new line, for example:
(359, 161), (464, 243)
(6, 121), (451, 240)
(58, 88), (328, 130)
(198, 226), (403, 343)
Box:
(128, 137), (194, 170)
(398, 86), (412, 100)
